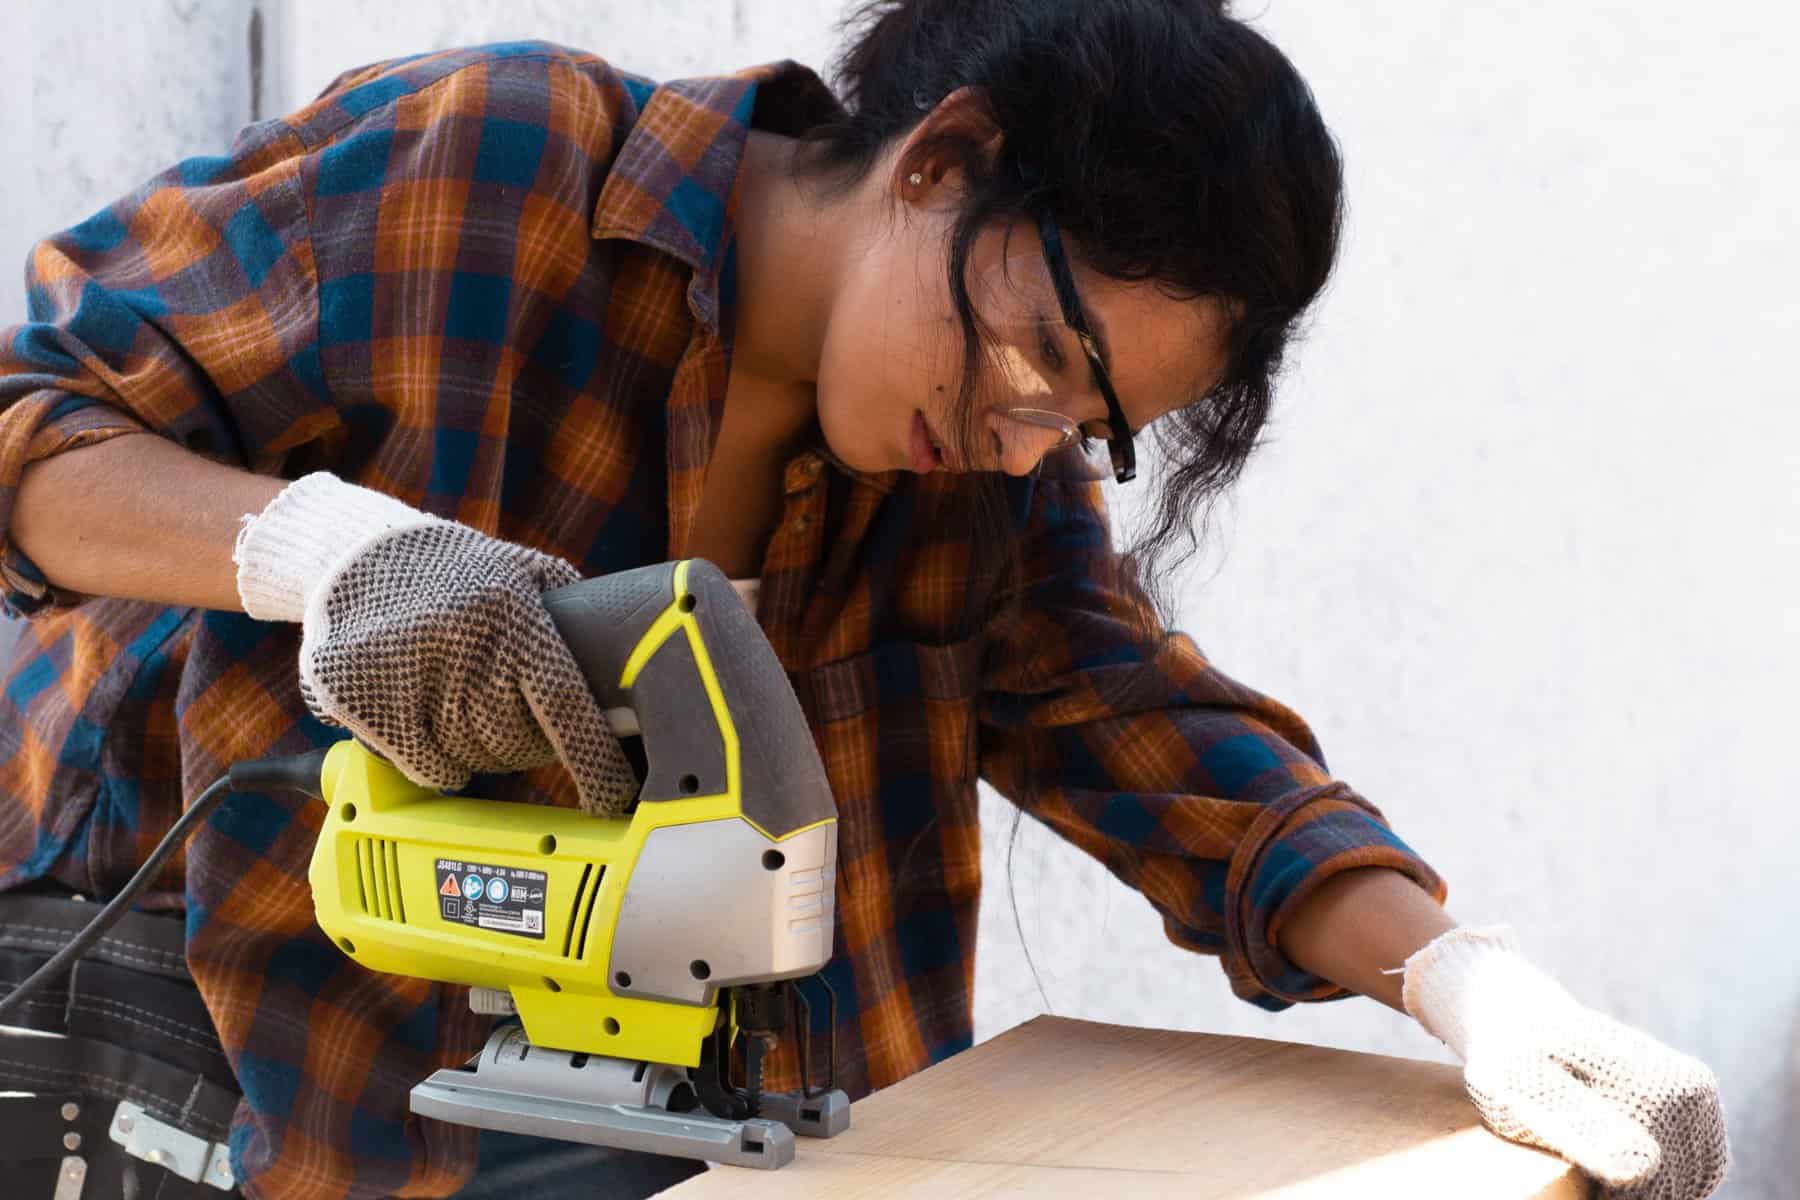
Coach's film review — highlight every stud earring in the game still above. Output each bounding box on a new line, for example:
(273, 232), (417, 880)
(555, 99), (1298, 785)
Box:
(908, 172), (924, 186)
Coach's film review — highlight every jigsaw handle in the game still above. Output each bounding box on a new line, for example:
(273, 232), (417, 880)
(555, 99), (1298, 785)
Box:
(541, 559), (835, 839)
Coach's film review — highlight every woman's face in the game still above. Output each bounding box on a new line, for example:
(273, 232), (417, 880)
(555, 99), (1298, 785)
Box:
(815, 209), (1231, 479)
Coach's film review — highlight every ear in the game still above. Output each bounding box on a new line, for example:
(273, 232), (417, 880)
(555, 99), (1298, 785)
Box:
(891, 86), (1005, 209)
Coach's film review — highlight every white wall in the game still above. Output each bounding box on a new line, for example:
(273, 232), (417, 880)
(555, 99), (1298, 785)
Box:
(992, 9), (1798, 1199)
(0, 1), (255, 323)
(270, 0), (850, 100)
(2, 3), (1793, 1196)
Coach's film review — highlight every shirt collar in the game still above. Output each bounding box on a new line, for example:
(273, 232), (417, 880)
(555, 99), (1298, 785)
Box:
(589, 60), (904, 496)
(589, 60), (840, 332)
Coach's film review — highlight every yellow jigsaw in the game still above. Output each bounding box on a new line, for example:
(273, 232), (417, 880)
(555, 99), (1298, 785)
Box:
(305, 558), (847, 1169)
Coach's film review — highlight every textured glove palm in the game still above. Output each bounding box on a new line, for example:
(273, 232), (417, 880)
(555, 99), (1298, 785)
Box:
(1403, 925), (1729, 1199)
(234, 472), (637, 816)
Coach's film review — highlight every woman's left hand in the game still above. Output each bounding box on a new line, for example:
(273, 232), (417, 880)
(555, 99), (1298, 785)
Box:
(1401, 924), (1730, 1199)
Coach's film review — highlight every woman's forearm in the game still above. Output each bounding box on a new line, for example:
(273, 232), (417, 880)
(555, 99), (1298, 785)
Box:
(9, 432), (285, 613)
(1276, 866), (1458, 1013)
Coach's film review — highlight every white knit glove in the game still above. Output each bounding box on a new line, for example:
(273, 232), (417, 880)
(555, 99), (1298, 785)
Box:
(232, 471), (638, 816)
(1402, 925), (1729, 1199)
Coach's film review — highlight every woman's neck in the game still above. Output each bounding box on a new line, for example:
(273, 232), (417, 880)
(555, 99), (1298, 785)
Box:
(721, 130), (850, 465)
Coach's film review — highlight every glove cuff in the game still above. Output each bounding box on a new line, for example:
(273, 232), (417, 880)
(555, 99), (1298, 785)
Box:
(1401, 923), (1568, 1061)
(233, 471), (440, 622)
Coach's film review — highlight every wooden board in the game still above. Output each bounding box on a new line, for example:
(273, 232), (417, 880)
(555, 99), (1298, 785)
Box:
(658, 1015), (1589, 1198)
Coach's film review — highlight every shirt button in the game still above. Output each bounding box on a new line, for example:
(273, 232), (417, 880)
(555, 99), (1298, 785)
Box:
(786, 458), (822, 493)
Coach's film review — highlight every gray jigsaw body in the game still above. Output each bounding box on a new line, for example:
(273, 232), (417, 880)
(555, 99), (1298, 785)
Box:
(392, 560), (853, 1170)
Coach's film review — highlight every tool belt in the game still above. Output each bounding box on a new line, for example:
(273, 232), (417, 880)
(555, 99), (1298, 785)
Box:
(0, 884), (241, 1197)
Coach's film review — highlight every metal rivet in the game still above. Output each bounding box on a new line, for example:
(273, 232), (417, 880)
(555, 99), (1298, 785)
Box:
(62, 1132), (80, 1151)
(60, 1102), (78, 1121)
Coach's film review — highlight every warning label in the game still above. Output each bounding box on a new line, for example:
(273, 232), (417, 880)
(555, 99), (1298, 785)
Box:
(434, 857), (548, 941)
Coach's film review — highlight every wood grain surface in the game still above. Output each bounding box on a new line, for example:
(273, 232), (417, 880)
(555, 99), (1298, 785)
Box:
(657, 1015), (1590, 1198)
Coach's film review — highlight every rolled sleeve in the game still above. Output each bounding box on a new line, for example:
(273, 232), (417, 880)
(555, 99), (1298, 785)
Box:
(1214, 777), (1445, 1007)
(0, 388), (152, 617)
(977, 472), (1448, 1012)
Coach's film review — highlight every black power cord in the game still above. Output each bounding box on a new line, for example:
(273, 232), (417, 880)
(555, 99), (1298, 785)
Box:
(0, 745), (335, 1025)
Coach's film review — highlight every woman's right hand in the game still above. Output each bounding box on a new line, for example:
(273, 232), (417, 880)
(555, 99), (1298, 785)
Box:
(232, 472), (638, 815)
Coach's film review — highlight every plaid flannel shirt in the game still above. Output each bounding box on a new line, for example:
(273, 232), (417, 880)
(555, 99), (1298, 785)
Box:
(0, 42), (1448, 1198)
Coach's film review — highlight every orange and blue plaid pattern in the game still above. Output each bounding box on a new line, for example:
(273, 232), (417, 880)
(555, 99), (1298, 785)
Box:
(0, 42), (1447, 1198)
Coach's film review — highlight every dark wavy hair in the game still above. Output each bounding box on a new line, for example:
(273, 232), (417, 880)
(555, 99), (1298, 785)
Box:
(794, 0), (1344, 646)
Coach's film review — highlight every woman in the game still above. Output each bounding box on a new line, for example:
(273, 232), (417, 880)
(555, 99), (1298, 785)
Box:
(0, 1), (1728, 1197)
